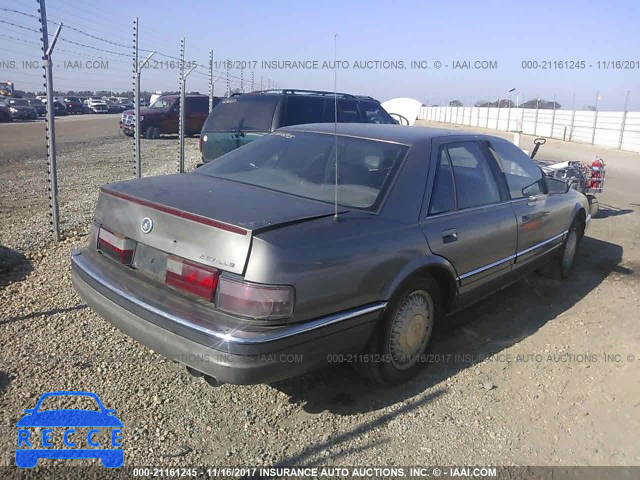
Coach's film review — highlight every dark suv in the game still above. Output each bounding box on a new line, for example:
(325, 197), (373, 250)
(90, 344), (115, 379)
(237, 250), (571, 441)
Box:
(120, 94), (216, 139)
(199, 89), (397, 162)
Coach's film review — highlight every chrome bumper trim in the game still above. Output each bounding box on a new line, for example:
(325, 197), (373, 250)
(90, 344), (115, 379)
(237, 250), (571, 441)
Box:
(73, 251), (386, 346)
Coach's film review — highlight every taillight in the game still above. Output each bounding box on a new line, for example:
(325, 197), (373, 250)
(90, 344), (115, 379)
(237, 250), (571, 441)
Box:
(215, 277), (294, 320)
(97, 226), (135, 264)
(165, 256), (219, 301)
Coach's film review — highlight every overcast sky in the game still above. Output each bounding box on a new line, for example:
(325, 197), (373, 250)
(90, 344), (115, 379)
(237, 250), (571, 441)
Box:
(1, 0), (638, 109)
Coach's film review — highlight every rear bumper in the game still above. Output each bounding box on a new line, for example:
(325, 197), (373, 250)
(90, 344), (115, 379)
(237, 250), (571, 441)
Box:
(71, 249), (383, 384)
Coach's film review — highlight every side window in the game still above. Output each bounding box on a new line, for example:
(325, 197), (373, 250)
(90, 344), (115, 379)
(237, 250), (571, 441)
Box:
(429, 147), (456, 215)
(358, 100), (396, 124)
(447, 142), (501, 209)
(283, 96), (324, 126)
(488, 138), (545, 198)
(337, 99), (360, 122)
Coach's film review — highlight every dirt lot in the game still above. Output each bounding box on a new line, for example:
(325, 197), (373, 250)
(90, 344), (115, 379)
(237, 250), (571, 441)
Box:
(0, 117), (638, 469)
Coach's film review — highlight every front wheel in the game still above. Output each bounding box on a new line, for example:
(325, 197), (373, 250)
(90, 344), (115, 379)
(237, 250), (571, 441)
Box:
(145, 125), (160, 139)
(358, 276), (441, 385)
(538, 218), (584, 279)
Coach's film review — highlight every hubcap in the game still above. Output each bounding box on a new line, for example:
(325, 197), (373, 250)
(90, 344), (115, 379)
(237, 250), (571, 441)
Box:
(389, 290), (434, 370)
(562, 228), (578, 273)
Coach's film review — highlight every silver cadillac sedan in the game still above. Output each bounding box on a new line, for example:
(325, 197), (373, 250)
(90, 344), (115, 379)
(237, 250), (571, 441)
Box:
(71, 124), (589, 386)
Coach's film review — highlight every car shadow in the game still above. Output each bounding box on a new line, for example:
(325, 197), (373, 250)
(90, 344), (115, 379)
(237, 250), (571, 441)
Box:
(594, 203), (633, 219)
(0, 245), (32, 288)
(270, 236), (624, 417)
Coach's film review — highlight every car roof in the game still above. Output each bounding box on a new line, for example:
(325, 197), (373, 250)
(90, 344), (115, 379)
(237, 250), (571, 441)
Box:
(158, 94), (208, 100)
(233, 89), (378, 100)
(280, 123), (488, 144)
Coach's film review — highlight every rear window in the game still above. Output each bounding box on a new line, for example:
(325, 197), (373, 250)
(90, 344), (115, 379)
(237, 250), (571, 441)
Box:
(196, 131), (408, 211)
(202, 95), (279, 132)
(359, 100), (396, 124)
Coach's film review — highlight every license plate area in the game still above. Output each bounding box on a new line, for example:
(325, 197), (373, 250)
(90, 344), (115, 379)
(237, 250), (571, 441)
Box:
(131, 243), (168, 281)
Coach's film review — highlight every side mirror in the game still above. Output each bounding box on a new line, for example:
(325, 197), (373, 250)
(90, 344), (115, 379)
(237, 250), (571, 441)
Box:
(546, 177), (570, 194)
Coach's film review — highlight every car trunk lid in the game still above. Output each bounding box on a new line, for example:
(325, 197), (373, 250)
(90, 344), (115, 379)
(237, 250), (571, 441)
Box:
(95, 174), (342, 275)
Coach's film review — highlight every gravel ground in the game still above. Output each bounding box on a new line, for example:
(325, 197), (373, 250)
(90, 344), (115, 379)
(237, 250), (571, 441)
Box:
(0, 121), (639, 469)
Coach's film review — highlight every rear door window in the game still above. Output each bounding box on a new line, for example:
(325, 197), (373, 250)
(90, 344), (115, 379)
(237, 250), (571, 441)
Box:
(446, 142), (501, 209)
(429, 147), (456, 215)
(202, 96), (279, 132)
(282, 96), (325, 126)
(337, 99), (360, 122)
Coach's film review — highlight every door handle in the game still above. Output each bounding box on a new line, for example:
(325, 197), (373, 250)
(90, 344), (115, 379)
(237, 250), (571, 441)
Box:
(442, 228), (458, 244)
(527, 195), (539, 206)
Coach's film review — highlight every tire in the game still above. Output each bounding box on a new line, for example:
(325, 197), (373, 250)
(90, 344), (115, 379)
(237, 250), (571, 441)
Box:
(587, 195), (599, 217)
(538, 218), (584, 280)
(358, 275), (442, 385)
(145, 125), (160, 139)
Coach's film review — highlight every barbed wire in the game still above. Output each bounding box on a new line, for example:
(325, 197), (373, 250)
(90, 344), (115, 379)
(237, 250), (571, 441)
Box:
(0, 7), (280, 92)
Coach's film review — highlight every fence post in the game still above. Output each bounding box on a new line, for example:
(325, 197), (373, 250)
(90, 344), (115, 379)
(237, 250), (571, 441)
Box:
(132, 18), (138, 178)
(226, 64), (230, 96)
(506, 100), (511, 132)
(591, 91), (600, 145)
(208, 50), (214, 112)
(619, 90), (630, 149)
(177, 37), (185, 172)
(251, 71), (255, 91)
(534, 96), (540, 136)
(39, 0), (62, 242)
(550, 94), (557, 139)
(179, 64), (196, 174)
(485, 99), (489, 129)
(133, 42), (155, 178)
(240, 69), (244, 93)
(569, 93), (576, 141)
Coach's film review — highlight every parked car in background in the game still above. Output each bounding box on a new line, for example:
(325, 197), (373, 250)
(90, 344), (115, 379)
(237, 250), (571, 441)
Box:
(117, 98), (134, 111)
(199, 89), (398, 163)
(120, 94), (212, 139)
(62, 96), (84, 114)
(0, 101), (12, 122)
(3, 98), (38, 120)
(27, 98), (46, 116)
(71, 124), (589, 386)
(87, 99), (109, 114)
(105, 100), (124, 114)
(52, 99), (67, 116)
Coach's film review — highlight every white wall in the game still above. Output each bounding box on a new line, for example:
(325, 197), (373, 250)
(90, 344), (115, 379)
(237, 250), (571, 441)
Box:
(418, 106), (640, 153)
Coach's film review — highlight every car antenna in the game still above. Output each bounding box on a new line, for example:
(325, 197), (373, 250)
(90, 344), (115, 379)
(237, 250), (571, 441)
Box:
(333, 33), (339, 222)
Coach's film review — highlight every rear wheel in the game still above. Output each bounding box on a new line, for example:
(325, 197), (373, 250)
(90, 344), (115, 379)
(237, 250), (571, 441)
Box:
(358, 276), (441, 385)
